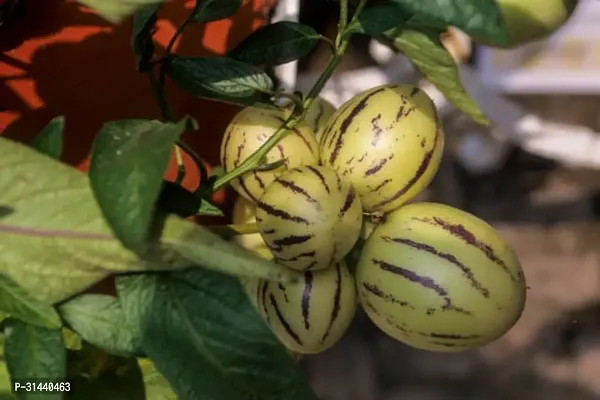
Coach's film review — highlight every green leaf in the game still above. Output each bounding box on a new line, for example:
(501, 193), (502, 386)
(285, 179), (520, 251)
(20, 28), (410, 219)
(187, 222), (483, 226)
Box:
(169, 57), (272, 96)
(0, 335), (15, 399)
(0, 136), (145, 304)
(349, 3), (412, 35)
(137, 358), (177, 400)
(89, 118), (189, 254)
(0, 137), (298, 305)
(0, 274), (61, 329)
(59, 294), (140, 357)
(0, 313), (8, 328)
(131, 2), (163, 73)
(0, 360), (14, 399)
(67, 348), (144, 400)
(168, 56), (275, 107)
(160, 217), (300, 285)
(77, 0), (163, 24)
(116, 270), (318, 400)
(197, 200), (223, 217)
(229, 22), (320, 65)
(4, 319), (66, 400)
(30, 117), (64, 160)
(193, 0), (242, 23)
(388, 28), (489, 125)
(62, 328), (83, 351)
(389, 0), (509, 46)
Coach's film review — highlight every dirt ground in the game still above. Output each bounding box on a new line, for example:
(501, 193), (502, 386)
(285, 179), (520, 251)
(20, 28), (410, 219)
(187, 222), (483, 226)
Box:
(298, 4), (600, 399)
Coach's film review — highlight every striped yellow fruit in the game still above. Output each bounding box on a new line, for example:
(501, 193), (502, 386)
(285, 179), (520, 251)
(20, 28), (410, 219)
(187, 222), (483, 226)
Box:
(231, 194), (274, 298)
(256, 165), (363, 271)
(237, 253), (304, 362)
(319, 84), (444, 214)
(231, 195), (271, 256)
(303, 97), (337, 141)
(239, 247), (274, 309)
(252, 261), (357, 354)
(220, 107), (320, 203)
(356, 202), (527, 352)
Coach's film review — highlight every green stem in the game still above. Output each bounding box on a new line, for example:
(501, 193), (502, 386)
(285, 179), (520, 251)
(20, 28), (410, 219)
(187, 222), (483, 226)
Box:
(352, 0), (368, 23)
(206, 223), (260, 238)
(148, 71), (174, 121)
(303, 49), (345, 110)
(212, 121), (293, 190)
(212, 49), (343, 191)
(336, 0), (349, 47)
(176, 140), (209, 184)
(319, 35), (337, 54)
(212, 0), (366, 191)
(151, 10), (198, 184)
(159, 16), (194, 89)
(271, 91), (304, 112)
(174, 145), (186, 185)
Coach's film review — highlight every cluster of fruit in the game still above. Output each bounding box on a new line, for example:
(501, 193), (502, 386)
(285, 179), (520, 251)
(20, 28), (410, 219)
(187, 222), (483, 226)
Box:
(220, 84), (527, 355)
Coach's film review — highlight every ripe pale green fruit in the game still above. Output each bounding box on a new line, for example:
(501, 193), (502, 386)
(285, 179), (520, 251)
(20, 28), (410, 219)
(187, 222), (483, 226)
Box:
(220, 107), (319, 203)
(356, 202), (527, 352)
(256, 165), (363, 271)
(303, 97), (337, 141)
(481, 0), (578, 48)
(231, 195), (271, 257)
(239, 248), (274, 309)
(237, 250), (304, 362)
(319, 84), (444, 214)
(251, 261), (357, 354)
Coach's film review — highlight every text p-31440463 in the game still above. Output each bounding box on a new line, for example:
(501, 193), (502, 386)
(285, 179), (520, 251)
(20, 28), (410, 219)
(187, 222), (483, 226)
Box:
(13, 379), (71, 394)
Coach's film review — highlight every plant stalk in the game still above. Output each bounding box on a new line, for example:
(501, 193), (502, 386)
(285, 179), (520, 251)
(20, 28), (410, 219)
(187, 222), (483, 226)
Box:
(206, 223), (260, 238)
(212, 0), (367, 191)
(148, 71), (174, 121)
(336, 0), (349, 47)
(150, 7), (211, 186)
(159, 16), (194, 89)
(272, 91), (304, 111)
(213, 0), (366, 191)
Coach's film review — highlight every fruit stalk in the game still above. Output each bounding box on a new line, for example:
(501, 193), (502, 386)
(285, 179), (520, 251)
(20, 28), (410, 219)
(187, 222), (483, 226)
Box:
(145, 6), (205, 184)
(212, 0), (367, 191)
(336, 0), (349, 47)
(147, 69), (174, 122)
(206, 223), (260, 238)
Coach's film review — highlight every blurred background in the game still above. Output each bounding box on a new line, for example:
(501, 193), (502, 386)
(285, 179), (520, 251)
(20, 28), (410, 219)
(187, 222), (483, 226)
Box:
(292, 0), (600, 399)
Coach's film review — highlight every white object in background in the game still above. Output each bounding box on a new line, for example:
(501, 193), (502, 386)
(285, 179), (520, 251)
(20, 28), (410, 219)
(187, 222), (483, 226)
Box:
(454, 65), (600, 169)
(271, 0), (300, 97)
(476, 0), (600, 93)
(516, 117), (600, 169)
(455, 129), (511, 174)
(369, 39), (396, 65)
